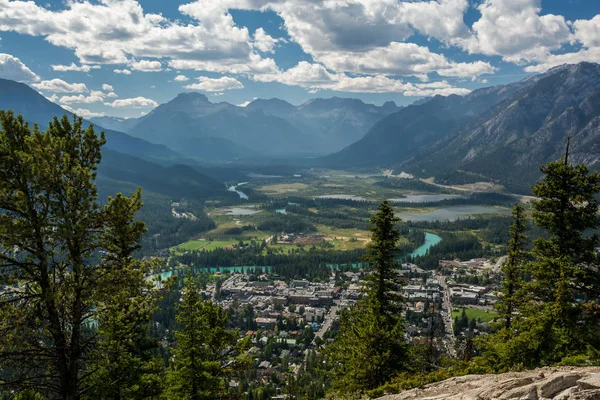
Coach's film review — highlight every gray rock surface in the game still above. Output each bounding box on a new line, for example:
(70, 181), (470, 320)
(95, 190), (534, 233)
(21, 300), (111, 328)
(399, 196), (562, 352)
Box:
(377, 367), (600, 400)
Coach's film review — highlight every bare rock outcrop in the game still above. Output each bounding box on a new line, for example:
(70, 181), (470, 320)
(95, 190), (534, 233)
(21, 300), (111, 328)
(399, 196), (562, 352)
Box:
(378, 367), (600, 400)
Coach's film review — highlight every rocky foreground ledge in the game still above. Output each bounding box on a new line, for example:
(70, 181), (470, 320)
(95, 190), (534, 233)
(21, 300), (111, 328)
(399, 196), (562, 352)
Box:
(378, 367), (600, 400)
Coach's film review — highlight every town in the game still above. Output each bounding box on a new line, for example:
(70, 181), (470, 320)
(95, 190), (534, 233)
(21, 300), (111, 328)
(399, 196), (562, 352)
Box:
(183, 255), (503, 396)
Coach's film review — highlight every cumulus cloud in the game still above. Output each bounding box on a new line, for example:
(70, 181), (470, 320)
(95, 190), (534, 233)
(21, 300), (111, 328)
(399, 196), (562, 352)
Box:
(61, 104), (105, 118)
(106, 97), (158, 108)
(317, 42), (496, 78)
(32, 78), (88, 93)
(254, 61), (470, 95)
(462, 0), (572, 64)
(51, 63), (100, 72)
(253, 28), (282, 53)
(183, 76), (244, 92)
(114, 68), (132, 75)
(173, 74), (189, 82)
(0, 53), (40, 82)
(106, 92), (118, 98)
(0, 0), (275, 74)
(129, 59), (162, 72)
(59, 91), (105, 104)
(102, 84), (114, 92)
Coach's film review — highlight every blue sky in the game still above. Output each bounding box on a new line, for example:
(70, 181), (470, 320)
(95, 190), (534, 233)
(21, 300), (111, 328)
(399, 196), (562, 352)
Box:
(0, 0), (599, 118)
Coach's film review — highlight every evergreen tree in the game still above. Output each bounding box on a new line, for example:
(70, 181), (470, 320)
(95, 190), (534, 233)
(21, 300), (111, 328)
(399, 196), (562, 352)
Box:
(361, 200), (403, 319)
(526, 149), (600, 362)
(87, 191), (166, 399)
(478, 140), (600, 369)
(0, 112), (158, 398)
(327, 201), (408, 393)
(166, 274), (250, 399)
(497, 203), (528, 333)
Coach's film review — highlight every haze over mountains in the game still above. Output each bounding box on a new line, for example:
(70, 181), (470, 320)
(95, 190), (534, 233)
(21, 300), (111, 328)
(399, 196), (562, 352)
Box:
(0, 78), (236, 203)
(3, 62), (600, 194)
(91, 94), (401, 161)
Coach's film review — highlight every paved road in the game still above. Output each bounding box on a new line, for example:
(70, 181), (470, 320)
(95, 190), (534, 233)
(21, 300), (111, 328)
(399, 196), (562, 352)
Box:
(435, 274), (457, 356)
(493, 255), (507, 273)
(315, 304), (338, 340)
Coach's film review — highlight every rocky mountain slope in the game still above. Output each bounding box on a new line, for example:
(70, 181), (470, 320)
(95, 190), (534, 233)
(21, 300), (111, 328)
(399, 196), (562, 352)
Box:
(324, 75), (539, 168)
(325, 62), (600, 193)
(378, 367), (600, 400)
(408, 62), (600, 192)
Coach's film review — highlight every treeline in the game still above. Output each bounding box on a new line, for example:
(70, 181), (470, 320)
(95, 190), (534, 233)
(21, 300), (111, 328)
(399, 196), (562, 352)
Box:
(172, 247), (366, 281)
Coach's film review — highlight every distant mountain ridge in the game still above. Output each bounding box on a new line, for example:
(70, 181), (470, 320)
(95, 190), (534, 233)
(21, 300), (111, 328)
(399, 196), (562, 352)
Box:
(324, 62), (600, 193)
(0, 78), (233, 202)
(92, 93), (401, 161)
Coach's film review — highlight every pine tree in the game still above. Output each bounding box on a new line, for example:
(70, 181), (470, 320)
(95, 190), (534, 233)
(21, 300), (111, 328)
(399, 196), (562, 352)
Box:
(497, 203), (528, 333)
(166, 274), (250, 399)
(327, 200), (408, 393)
(87, 191), (166, 399)
(361, 200), (403, 319)
(0, 112), (159, 398)
(526, 144), (600, 361)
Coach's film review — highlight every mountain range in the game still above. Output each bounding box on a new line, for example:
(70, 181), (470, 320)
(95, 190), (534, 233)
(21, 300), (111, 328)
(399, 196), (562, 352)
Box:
(91, 94), (401, 161)
(0, 78), (235, 202)
(3, 62), (600, 195)
(326, 62), (600, 193)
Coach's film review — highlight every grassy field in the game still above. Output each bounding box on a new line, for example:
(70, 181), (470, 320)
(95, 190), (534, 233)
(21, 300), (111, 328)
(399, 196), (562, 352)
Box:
(451, 307), (498, 323)
(175, 239), (238, 252)
(256, 183), (309, 195)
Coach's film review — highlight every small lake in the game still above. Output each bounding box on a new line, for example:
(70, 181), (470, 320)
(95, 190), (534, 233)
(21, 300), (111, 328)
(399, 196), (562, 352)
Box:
(219, 207), (260, 216)
(275, 208), (287, 214)
(227, 184), (249, 200)
(315, 194), (366, 201)
(390, 194), (463, 203)
(397, 206), (510, 222)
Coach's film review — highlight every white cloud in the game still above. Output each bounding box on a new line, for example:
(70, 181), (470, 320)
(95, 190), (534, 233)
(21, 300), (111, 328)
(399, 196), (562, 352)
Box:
(238, 100), (251, 107)
(106, 92), (118, 98)
(168, 52), (278, 75)
(51, 63), (100, 72)
(106, 97), (158, 108)
(102, 84), (114, 92)
(253, 27), (281, 53)
(0, 0), (273, 75)
(316, 42), (496, 78)
(45, 93), (58, 103)
(59, 92), (104, 104)
(0, 53), (40, 82)
(174, 74), (189, 82)
(32, 78), (88, 93)
(114, 69), (132, 75)
(129, 59), (162, 72)
(462, 0), (572, 64)
(254, 61), (470, 95)
(183, 76), (244, 92)
(61, 104), (105, 118)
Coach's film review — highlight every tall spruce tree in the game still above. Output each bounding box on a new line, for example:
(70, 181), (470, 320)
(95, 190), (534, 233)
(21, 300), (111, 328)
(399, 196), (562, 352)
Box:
(87, 191), (165, 399)
(527, 143), (600, 362)
(479, 138), (600, 369)
(498, 203), (528, 333)
(0, 112), (158, 399)
(166, 274), (250, 400)
(327, 200), (408, 393)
